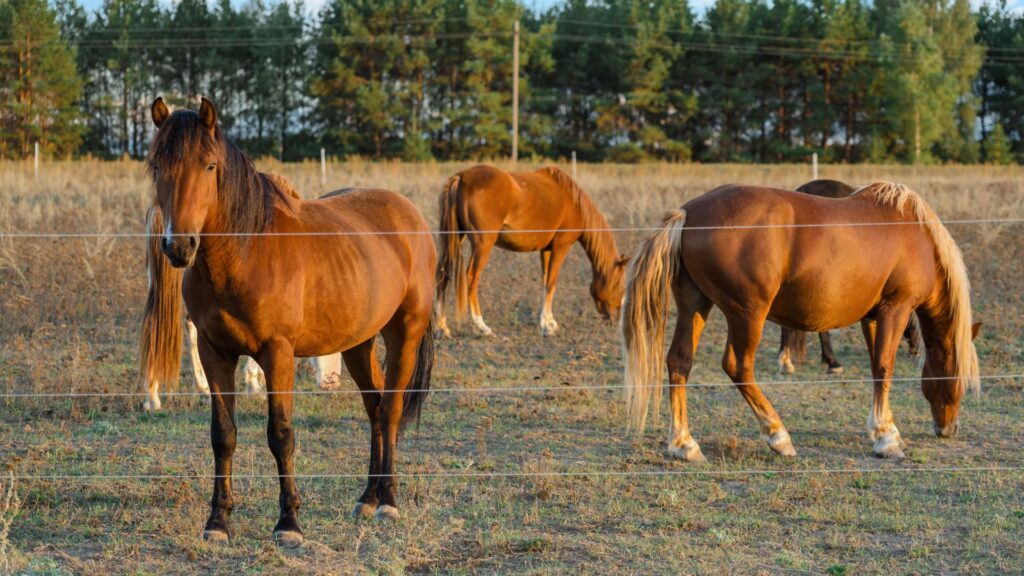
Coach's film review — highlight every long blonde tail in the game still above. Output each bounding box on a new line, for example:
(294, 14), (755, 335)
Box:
(435, 175), (468, 317)
(139, 205), (184, 393)
(621, 210), (687, 433)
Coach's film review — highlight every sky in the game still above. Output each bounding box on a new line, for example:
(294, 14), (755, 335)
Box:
(75, 0), (1024, 19)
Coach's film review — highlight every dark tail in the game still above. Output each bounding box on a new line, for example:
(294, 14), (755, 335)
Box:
(139, 205), (184, 392)
(400, 318), (434, 433)
(435, 175), (467, 317)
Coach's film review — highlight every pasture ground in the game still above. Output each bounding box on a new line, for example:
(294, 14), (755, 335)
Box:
(1, 161), (1023, 574)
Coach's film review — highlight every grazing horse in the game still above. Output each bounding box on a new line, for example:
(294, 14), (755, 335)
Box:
(141, 97), (435, 546)
(777, 179), (921, 375)
(434, 165), (628, 337)
(621, 182), (980, 462)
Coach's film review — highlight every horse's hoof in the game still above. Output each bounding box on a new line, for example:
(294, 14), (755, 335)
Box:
(667, 441), (706, 463)
(873, 436), (906, 459)
(143, 398), (161, 412)
(273, 529), (304, 548)
(778, 360), (795, 375)
(827, 365), (844, 375)
(374, 505), (400, 522)
(765, 430), (797, 457)
(351, 502), (376, 519)
(202, 529), (229, 543)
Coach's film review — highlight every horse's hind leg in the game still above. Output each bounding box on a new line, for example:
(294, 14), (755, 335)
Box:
(341, 338), (384, 518)
(723, 312), (796, 456)
(466, 233), (497, 336)
(903, 312), (922, 358)
(819, 331), (843, 374)
(666, 280), (712, 462)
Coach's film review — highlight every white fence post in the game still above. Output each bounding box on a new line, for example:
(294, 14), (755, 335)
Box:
(571, 151), (577, 180)
(812, 152), (818, 181)
(34, 142), (39, 181)
(320, 148), (326, 188)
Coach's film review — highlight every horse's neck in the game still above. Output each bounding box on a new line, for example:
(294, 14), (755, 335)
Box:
(193, 218), (246, 293)
(576, 204), (619, 278)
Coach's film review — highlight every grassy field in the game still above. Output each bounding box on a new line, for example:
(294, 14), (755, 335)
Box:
(1, 160), (1023, 574)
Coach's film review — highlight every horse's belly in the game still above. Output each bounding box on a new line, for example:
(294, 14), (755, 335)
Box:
(768, 281), (880, 332)
(496, 230), (557, 252)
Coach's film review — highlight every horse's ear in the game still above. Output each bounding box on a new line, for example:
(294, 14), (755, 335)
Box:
(151, 97), (170, 127)
(617, 255), (631, 268)
(199, 97), (218, 133)
(971, 322), (982, 340)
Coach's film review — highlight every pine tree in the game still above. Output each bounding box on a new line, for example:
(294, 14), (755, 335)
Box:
(0, 0), (83, 158)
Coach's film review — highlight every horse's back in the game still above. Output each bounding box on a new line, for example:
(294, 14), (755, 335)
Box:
(796, 179), (855, 199)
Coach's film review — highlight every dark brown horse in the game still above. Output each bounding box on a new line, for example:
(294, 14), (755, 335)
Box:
(622, 182), (980, 462)
(141, 97), (435, 546)
(777, 179), (921, 375)
(435, 165), (628, 337)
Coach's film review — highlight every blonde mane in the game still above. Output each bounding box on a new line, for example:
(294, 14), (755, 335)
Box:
(854, 181), (980, 394)
(542, 166), (621, 277)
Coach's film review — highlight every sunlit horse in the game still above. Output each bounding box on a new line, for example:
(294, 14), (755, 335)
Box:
(777, 179), (921, 375)
(621, 182), (980, 461)
(435, 165), (628, 337)
(141, 97), (435, 545)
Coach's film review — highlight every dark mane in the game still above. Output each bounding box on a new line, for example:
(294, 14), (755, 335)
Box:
(147, 110), (296, 242)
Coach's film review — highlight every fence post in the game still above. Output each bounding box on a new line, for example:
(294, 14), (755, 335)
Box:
(320, 148), (326, 189)
(34, 142), (39, 181)
(571, 151), (577, 180)
(511, 20), (520, 164)
(812, 152), (818, 181)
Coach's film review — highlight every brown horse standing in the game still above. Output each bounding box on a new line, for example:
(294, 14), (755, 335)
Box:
(435, 165), (628, 337)
(141, 97), (435, 546)
(777, 179), (921, 375)
(621, 182), (980, 462)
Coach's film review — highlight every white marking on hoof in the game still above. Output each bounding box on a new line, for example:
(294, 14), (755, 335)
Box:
(314, 354), (343, 390)
(374, 505), (400, 521)
(202, 529), (229, 543)
(436, 318), (453, 338)
(827, 365), (844, 375)
(763, 430), (797, 457)
(273, 529), (304, 548)
(873, 432), (906, 459)
(667, 438), (706, 463)
(351, 502), (376, 519)
(539, 315), (560, 337)
(470, 314), (494, 337)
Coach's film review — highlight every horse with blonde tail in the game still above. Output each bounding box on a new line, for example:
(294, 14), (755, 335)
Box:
(435, 165), (629, 338)
(621, 182), (980, 462)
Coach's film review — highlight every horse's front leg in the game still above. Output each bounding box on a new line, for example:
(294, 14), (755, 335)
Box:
(196, 337), (239, 542)
(538, 245), (570, 337)
(865, 308), (913, 459)
(257, 338), (303, 546)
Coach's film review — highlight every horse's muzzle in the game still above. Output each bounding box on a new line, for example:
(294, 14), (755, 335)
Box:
(161, 234), (199, 268)
(934, 420), (960, 438)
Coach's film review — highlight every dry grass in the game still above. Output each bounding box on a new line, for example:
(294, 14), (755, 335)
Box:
(1, 160), (1023, 574)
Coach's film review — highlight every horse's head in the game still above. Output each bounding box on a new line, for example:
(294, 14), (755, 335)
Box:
(921, 321), (982, 438)
(148, 97), (223, 268)
(591, 255), (630, 321)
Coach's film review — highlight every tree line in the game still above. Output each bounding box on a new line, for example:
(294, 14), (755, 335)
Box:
(2, 0), (1023, 164)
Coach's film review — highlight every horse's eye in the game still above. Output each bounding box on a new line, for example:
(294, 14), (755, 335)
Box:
(150, 162), (159, 174)
(206, 162), (217, 173)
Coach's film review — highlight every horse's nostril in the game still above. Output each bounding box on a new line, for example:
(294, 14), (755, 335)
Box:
(188, 235), (198, 249)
